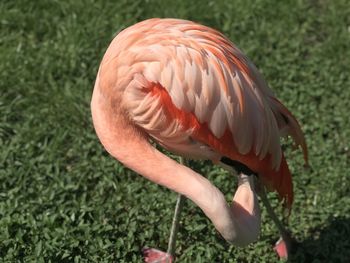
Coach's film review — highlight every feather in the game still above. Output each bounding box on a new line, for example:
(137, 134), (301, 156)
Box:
(103, 18), (309, 209)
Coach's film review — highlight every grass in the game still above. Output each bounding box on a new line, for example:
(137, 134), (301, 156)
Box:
(1, 0), (350, 262)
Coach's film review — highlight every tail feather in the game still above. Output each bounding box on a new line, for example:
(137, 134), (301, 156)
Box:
(270, 98), (308, 165)
(257, 152), (293, 211)
(277, 154), (293, 210)
(256, 97), (308, 212)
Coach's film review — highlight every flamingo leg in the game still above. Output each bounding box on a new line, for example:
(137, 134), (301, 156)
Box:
(258, 185), (293, 259)
(167, 157), (187, 257)
(167, 193), (185, 256)
(143, 158), (187, 263)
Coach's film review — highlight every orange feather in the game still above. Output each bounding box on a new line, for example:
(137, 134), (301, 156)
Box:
(144, 81), (306, 210)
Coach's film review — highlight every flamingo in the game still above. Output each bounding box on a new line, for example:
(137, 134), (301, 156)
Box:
(91, 18), (308, 262)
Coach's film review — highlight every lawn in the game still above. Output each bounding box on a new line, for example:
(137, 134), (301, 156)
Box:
(1, 0), (350, 262)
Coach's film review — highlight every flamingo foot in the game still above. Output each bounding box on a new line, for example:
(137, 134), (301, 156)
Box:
(274, 237), (288, 259)
(142, 247), (173, 263)
(274, 234), (300, 260)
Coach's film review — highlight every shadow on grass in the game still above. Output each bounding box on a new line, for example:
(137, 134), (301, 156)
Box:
(290, 217), (350, 263)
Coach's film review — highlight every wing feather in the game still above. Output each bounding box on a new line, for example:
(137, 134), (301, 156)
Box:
(105, 18), (308, 208)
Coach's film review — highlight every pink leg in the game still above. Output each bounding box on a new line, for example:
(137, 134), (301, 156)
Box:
(142, 194), (185, 263)
(143, 158), (186, 263)
(258, 186), (294, 259)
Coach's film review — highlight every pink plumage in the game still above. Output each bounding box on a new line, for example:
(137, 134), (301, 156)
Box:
(94, 18), (307, 207)
(91, 18), (308, 260)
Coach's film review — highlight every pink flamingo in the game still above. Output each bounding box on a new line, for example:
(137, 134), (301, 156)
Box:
(91, 18), (308, 262)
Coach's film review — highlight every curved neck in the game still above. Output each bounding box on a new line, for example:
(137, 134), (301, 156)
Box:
(91, 86), (260, 246)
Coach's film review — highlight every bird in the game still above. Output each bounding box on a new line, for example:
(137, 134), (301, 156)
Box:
(91, 18), (308, 262)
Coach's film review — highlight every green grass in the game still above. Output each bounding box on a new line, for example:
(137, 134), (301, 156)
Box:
(1, 0), (350, 262)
